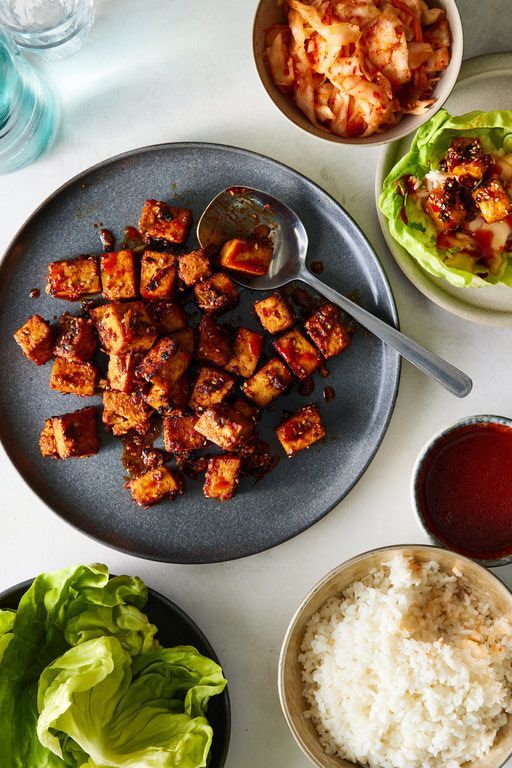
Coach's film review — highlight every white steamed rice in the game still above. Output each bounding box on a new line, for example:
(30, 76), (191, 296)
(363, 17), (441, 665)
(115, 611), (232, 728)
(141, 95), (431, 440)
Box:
(299, 555), (512, 768)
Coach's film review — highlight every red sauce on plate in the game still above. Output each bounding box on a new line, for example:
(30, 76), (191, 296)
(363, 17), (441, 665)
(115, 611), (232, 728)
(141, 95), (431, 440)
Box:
(417, 422), (512, 560)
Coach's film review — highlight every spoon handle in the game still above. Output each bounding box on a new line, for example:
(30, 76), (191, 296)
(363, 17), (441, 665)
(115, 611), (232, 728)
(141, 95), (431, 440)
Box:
(300, 271), (472, 398)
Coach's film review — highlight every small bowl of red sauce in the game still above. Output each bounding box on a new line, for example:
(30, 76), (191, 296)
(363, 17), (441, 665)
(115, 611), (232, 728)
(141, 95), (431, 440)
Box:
(412, 415), (512, 567)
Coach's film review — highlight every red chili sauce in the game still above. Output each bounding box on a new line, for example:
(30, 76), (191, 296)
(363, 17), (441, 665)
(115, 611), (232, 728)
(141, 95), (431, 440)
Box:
(417, 422), (512, 560)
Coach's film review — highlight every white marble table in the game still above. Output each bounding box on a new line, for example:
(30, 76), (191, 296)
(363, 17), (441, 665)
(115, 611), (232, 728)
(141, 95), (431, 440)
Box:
(1, 2), (512, 766)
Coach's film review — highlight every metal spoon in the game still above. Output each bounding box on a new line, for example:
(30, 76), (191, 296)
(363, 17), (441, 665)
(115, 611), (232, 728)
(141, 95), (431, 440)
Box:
(197, 187), (472, 398)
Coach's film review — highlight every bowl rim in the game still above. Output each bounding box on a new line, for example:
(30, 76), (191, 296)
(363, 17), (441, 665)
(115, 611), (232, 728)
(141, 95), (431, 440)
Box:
(252, 0), (464, 147)
(278, 542), (512, 768)
(410, 414), (512, 567)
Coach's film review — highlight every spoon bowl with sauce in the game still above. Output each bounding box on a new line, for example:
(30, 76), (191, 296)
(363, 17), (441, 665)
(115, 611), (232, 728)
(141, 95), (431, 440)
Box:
(198, 187), (472, 398)
(412, 415), (512, 566)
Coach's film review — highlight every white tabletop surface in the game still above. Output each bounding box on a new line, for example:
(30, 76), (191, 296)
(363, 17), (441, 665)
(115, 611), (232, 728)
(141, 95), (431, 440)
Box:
(1, 2), (512, 766)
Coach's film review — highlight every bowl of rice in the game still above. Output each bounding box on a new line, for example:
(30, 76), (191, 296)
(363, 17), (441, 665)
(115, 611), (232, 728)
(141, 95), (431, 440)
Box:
(278, 545), (512, 768)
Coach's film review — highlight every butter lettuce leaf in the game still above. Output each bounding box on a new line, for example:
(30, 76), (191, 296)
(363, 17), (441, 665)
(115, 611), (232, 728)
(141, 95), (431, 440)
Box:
(379, 109), (512, 287)
(37, 637), (227, 768)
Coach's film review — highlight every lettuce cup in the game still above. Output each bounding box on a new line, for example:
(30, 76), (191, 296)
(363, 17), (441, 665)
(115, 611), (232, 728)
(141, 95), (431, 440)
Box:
(379, 109), (512, 287)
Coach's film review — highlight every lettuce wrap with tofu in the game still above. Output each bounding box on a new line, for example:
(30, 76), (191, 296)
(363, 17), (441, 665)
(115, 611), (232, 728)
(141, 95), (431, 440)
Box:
(379, 109), (512, 287)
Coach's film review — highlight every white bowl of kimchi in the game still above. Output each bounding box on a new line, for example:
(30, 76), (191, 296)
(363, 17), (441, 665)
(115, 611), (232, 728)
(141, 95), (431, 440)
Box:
(253, 0), (463, 145)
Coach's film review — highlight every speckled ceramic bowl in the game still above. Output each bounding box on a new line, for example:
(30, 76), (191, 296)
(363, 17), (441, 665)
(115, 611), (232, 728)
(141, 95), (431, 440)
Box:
(412, 415), (512, 567)
(253, 0), (463, 146)
(278, 544), (512, 768)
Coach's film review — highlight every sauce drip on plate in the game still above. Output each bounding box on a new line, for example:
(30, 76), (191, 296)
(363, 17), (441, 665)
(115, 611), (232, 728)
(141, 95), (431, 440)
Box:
(417, 422), (512, 560)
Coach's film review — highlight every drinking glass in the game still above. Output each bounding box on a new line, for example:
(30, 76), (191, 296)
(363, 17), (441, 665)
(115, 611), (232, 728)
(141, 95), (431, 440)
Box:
(0, 0), (95, 60)
(0, 28), (57, 174)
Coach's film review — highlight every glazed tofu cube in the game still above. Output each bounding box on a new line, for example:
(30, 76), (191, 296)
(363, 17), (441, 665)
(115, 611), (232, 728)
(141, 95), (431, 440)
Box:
(472, 178), (512, 224)
(194, 404), (253, 450)
(100, 250), (138, 300)
(197, 316), (232, 367)
(276, 404), (326, 456)
(237, 436), (276, 477)
(139, 199), (192, 245)
(127, 467), (183, 507)
(136, 337), (191, 391)
(147, 300), (187, 334)
(304, 303), (351, 359)
(51, 407), (99, 458)
(107, 352), (141, 393)
(232, 396), (260, 422)
(242, 358), (293, 407)
(140, 251), (177, 300)
(445, 137), (489, 180)
(273, 329), (321, 379)
(194, 273), (239, 314)
(39, 419), (59, 458)
(172, 328), (197, 356)
(145, 377), (191, 413)
(46, 256), (101, 300)
(225, 328), (264, 378)
(53, 313), (97, 362)
(178, 248), (212, 287)
(424, 179), (467, 231)
(189, 366), (236, 411)
(14, 315), (54, 365)
(204, 455), (242, 500)
(254, 293), (294, 334)
(219, 238), (273, 276)
(102, 391), (152, 435)
(163, 414), (207, 453)
(49, 357), (98, 397)
(91, 301), (157, 354)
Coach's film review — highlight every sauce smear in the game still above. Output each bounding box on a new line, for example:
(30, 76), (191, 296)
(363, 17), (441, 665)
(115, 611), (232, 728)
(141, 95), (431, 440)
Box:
(418, 422), (512, 560)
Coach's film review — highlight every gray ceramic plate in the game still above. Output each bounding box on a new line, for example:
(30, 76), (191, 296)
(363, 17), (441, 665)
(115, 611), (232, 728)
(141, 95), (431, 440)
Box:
(0, 577), (230, 768)
(0, 142), (399, 563)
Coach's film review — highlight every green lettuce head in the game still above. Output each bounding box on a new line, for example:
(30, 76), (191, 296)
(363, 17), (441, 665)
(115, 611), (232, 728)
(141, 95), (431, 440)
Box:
(379, 109), (512, 287)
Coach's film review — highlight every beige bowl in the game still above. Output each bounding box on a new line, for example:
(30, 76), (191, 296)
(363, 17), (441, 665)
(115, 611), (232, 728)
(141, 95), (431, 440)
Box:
(253, 0), (463, 146)
(278, 544), (512, 768)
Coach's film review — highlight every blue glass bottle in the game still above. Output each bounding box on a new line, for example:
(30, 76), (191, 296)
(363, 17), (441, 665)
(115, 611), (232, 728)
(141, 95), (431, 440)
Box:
(0, 28), (57, 174)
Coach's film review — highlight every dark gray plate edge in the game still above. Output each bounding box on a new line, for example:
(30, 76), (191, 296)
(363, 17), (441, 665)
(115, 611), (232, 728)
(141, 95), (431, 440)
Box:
(0, 576), (231, 768)
(0, 140), (401, 564)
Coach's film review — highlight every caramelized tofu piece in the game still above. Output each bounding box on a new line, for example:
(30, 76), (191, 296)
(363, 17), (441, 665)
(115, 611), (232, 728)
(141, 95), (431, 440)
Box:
(139, 199), (192, 245)
(225, 328), (264, 378)
(14, 315), (54, 365)
(254, 292), (294, 334)
(100, 250), (138, 300)
(194, 404), (253, 450)
(51, 407), (99, 458)
(145, 377), (191, 413)
(242, 358), (293, 407)
(445, 137), (489, 181)
(172, 328), (197, 356)
(232, 396), (260, 422)
(219, 238), (273, 276)
(127, 466), (183, 507)
(472, 178), (512, 224)
(91, 301), (157, 354)
(147, 300), (187, 334)
(49, 357), (98, 397)
(163, 414), (207, 453)
(136, 337), (191, 391)
(39, 419), (59, 458)
(276, 404), (326, 456)
(102, 391), (152, 435)
(197, 316), (232, 367)
(107, 352), (141, 393)
(189, 365), (236, 412)
(194, 273), (239, 314)
(204, 455), (242, 500)
(304, 303), (351, 359)
(53, 313), (97, 362)
(273, 329), (321, 380)
(237, 436), (276, 477)
(424, 179), (467, 231)
(178, 248), (212, 287)
(140, 251), (178, 300)
(46, 256), (101, 301)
